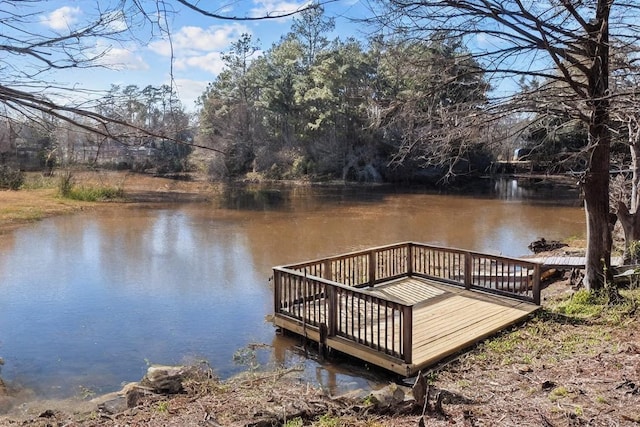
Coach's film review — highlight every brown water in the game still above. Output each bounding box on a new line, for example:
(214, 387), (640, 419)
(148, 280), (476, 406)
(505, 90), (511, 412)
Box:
(0, 180), (584, 399)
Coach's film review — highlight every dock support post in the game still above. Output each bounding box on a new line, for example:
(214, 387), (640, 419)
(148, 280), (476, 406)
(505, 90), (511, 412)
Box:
(407, 243), (413, 276)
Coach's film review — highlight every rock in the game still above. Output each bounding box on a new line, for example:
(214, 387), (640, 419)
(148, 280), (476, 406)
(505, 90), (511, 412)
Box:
(98, 396), (128, 415)
(140, 365), (190, 394)
(367, 383), (406, 409)
(412, 371), (428, 408)
(528, 238), (567, 254)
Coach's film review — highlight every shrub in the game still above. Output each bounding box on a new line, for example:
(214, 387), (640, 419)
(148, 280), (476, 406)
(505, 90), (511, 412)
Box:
(0, 165), (25, 190)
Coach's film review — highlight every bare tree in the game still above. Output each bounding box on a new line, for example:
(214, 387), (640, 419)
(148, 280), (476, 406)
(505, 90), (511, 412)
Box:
(374, 0), (640, 290)
(610, 45), (640, 262)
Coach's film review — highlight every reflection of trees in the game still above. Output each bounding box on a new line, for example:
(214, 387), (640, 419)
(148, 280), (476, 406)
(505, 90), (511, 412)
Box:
(89, 208), (261, 294)
(243, 186), (586, 271)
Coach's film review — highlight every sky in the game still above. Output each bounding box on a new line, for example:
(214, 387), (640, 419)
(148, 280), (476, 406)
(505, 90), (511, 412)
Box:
(31, 0), (369, 111)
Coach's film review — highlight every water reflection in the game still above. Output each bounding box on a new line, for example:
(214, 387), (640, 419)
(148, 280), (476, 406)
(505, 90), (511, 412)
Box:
(0, 180), (585, 400)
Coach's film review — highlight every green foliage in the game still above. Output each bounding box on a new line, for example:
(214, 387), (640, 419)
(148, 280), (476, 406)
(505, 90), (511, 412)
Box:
(58, 171), (75, 197)
(58, 171), (124, 201)
(553, 290), (606, 317)
(155, 401), (169, 413)
(63, 185), (124, 202)
(284, 417), (304, 427)
(316, 414), (340, 427)
(628, 240), (640, 263)
(198, 10), (490, 183)
(0, 165), (25, 190)
(548, 386), (569, 401)
(551, 288), (640, 324)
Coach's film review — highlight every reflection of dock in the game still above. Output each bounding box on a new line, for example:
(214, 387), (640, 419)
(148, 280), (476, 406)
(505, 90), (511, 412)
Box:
(273, 242), (541, 377)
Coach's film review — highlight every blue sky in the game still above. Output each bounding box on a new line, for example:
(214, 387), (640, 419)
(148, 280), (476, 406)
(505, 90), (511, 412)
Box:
(32, 0), (368, 111)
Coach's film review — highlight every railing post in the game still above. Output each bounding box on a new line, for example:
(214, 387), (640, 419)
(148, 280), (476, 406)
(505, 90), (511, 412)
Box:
(533, 263), (541, 305)
(324, 259), (333, 281)
(402, 305), (413, 363)
(406, 243), (413, 276)
(464, 252), (472, 290)
(368, 250), (376, 286)
(327, 285), (337, 337)
(273, 269), (281, 314)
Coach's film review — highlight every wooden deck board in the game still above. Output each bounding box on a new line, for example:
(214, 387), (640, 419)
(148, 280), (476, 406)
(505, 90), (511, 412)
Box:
(368, 277), (447, 305)
(411, 294), (537, 365)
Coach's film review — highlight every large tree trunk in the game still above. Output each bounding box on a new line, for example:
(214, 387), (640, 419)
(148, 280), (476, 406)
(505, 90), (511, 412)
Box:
(583, 131), (613, 289)
(583, 1), (613, 290)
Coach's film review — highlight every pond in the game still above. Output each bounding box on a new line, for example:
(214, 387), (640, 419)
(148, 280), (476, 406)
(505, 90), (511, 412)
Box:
(0, 179), (585, 400)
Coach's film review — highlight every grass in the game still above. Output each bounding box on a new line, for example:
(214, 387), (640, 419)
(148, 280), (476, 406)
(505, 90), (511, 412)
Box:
(61, 185), (124, 202)
(548, 386), (569, 401)
(0, 206), (44, 222)
(552, 288), (640, 324)
(57, 170), (124, 201)
(468, 287), (640, 368)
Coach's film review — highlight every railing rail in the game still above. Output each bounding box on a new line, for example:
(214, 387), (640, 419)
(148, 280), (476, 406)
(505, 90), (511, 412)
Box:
(274, 242), (540, 366)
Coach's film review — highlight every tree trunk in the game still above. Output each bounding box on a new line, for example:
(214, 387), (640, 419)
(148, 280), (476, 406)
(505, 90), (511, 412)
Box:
(631, 140), (640, 212)
(617, 201), (640, 263)
(583, 132), (613, 289)
(582, 1), (613, 290)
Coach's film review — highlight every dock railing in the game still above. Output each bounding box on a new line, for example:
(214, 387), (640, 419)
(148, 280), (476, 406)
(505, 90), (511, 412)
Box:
(273, 242), (541, 366)
(273, 268), (413, 362)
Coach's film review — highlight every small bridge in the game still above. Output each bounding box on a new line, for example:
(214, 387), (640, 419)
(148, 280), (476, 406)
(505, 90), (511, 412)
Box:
(272, 242), (541, 377)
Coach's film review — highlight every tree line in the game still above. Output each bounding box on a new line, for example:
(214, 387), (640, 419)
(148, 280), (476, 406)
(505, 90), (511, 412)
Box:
(2, 7), (497, 185)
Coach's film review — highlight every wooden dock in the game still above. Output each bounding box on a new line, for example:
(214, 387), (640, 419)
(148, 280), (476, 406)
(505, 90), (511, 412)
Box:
(529, 255), (622, 270)
(273, 242), (541, 377)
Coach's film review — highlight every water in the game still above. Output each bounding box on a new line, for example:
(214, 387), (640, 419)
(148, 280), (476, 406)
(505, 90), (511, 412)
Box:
(0, 179), (585, 399)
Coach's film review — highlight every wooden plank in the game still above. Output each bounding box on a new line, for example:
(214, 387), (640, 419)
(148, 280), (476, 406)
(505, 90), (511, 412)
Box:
(368, 278), (446, 305)
(327, 336), (412, 376)
(412, 302), (534, 348)
(411, 306), (536, 363)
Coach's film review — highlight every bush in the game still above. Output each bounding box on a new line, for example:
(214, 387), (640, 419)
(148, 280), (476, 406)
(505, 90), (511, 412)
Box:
(58, 170), (75, 197)
(0, 165), (25, 190)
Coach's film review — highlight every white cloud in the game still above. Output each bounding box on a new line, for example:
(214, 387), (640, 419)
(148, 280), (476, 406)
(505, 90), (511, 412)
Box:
(92, 41), (149, 71)
(148, 24), (251, 57)
(174, 52), (225, 75)
(40, 6), (83, 30)
(173, 79), (211, 109)
(249, 0), (309, 19)
(147, 24), (252, 76)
